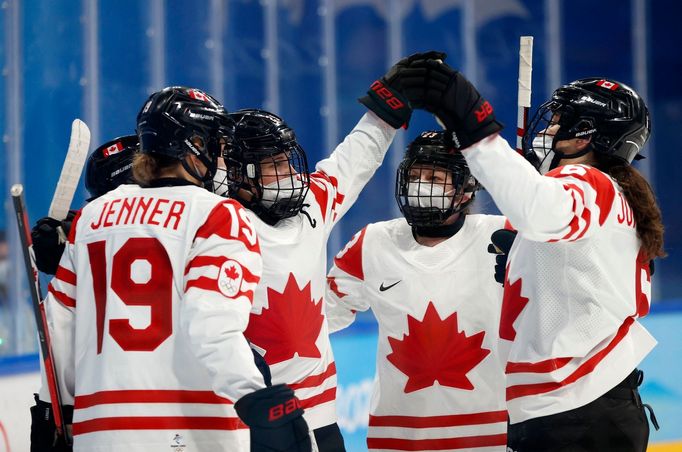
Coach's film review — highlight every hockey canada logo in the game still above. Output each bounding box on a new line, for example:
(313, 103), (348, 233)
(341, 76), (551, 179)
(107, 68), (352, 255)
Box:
(218, 260), (244, 298)
(170, 433), (186, 451)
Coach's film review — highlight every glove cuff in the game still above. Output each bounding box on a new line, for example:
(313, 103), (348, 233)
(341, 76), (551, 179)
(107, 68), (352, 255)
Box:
(359, 79), (411, 129)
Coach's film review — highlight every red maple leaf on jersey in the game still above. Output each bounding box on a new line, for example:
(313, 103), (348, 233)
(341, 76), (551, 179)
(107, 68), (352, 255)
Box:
(386, 302), (490, 393)
(244, 273), (323, 365)
(224, 265), (239, 280)
(499, 275), (530, 341)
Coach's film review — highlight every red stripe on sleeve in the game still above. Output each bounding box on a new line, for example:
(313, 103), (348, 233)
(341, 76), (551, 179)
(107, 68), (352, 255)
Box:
(367, 434), (508, 451)
(289, 363), (337, 390)
(48, 283), (76, 308)
(369, 410), (507, 428)
(55, 265), (77, 285)
(298, 387), (336, 409)
(326, 276), (347, 299)
(67, 210), (82, 244)
(73, 416), (246, 435)
(506, 357), (572, 374)
(546, 165), (616, 225)
(75, 389), (234, 409)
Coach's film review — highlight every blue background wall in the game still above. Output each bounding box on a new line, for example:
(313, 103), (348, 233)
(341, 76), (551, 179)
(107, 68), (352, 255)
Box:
(1, 0), (681, 449)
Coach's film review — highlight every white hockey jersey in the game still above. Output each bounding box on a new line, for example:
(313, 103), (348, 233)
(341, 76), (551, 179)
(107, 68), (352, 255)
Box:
(326, 215), (508, 452)
(242, 112), (396, 430)
(462, 135), (657, 424)
(42, 183), (265, 452)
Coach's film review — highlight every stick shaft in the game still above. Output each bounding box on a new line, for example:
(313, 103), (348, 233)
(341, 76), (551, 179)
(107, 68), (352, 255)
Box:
(11, 184), (71, 444)
(517, 36), (534, 154)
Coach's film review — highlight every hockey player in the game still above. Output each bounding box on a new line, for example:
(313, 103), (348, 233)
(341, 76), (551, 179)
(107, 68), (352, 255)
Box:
(40, 86), (310, 452)
(326, 131), (508, 451)
(407, 60), (663, 451)
(214, 52), (444, 451)
(31, 134), (138, 276)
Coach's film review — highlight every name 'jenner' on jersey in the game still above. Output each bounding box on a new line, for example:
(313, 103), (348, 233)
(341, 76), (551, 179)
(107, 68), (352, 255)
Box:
(90, 196), (186, 231)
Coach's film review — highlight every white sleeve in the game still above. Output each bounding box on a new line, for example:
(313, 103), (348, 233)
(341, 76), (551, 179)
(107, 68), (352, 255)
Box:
(325, 227), (371, 333)
(462, 135), (617, 242)
(310, 112), (396, 230)
(181, 200), (266, 401)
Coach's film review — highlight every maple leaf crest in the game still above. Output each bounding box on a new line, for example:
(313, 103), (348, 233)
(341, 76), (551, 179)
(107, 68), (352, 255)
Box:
(386, 302), (490, 393)
(499, 274), (529, 341)
(244, 273), (323, 365)
(224, 265), (239, 281)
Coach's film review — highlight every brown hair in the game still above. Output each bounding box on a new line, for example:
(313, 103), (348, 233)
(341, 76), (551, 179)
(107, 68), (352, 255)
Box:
(597, 155), (666, 260)
(131, 153), (179, 186)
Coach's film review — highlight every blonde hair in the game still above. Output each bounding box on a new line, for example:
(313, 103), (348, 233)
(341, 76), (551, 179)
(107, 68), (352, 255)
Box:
(131, 153), (178, 186)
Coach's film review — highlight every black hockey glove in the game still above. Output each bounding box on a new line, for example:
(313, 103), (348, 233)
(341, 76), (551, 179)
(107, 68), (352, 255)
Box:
(31, 210), (78, 275)
(359, 51), (447, 129)
(406, 59), (503, 149)
(487, 229), (517, 286)
(30, 395), (73, 452)
(235, 384), (311, 452)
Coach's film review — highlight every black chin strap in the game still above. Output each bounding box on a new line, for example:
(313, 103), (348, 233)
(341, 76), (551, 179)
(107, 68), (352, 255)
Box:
(181, 158), (213, 190)
(412, 213), (466, 238)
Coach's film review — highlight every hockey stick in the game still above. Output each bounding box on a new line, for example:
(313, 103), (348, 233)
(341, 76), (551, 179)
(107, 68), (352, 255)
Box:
(48, 119), (91, 242)
(516, 36), (534, 155)
(11, 184), (71, 445)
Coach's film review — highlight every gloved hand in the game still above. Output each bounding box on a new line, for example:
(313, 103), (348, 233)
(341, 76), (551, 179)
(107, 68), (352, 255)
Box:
(30, 395), (73, 452)
(235, 384), (311, 452)
(359, 51), (447, 129)
(487, 229), (517, 285)
(31, 210), (78, 275)
(404, 58), (503, 148)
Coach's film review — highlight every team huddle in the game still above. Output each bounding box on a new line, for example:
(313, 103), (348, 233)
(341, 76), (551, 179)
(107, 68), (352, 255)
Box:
(29, 51), (663, 452)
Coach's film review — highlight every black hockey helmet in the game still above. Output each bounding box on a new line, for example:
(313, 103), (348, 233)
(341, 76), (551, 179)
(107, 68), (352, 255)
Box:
(523, 78), (650, 171)
(396, 131), (478, 228)
(220, 109), (310, 224)
(85, 134), (138, 199)
(136, 86), (234, 188)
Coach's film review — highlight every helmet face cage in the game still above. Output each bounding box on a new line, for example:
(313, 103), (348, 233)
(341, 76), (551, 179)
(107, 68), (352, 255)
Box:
(222, 109), (311, 223)
(137, 86), (234, 184)
(522, 78), (650, 168)
(85, 135), (138, 199)
(395, 148), (478, 228)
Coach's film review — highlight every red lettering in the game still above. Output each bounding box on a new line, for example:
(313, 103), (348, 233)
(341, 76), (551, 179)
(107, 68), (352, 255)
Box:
(267, 397), (300, 421)
(386, 97), (404, 110)
(475, 101), (494, 123)
(91, 202), (108, 230)
(116, 197), (136, 226)
(376, 86), (392, 100)
(132, 197), (153, 224)
(164, 201), (185, 230)
(103, 199), (121, 227)
(147, 198), (169, 226)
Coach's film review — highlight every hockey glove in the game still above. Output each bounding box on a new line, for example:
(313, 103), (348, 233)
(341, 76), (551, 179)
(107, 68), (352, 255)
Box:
(359, 51), (447, 129)
(31, 210), (77, 275)
(235, 384), (311, 452)
(406, 59), (503, 149)
(487, 229), (517, 285)
(30, 395), (74, 452)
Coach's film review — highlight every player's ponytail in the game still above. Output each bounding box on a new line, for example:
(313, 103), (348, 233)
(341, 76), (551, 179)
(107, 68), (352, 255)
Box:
(131, 153), (178, 186)
(597, 155), (665, 260)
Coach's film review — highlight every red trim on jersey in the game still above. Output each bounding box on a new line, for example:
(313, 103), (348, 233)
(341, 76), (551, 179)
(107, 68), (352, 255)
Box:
(73, 416), (246, 435)
(369, 410), (507, 428)
(194, 200), (259, 253)
(326, 276), (347, 298)
(185, 276), (254, 300)
(47, 283), (76, 308)
(506, 357), (572, 374)
(546, 165), (616, 226)
(185, 256), (259, 283)
(506, 317), (635, 400)
(367, 433), (508, 451)
(635, 250), (652, 317)
(333, 227), (367, 281)
(289, 363), (337, 390)
(309, 171), (345, 223)
(503, 219), (515, 231)
(75, 389), (234, 409)
(298, 387), (336, 409)
(55, 265), (77, 285)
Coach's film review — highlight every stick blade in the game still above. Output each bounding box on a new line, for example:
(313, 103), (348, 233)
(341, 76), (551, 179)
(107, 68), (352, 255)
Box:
(48, 119), (91, 220)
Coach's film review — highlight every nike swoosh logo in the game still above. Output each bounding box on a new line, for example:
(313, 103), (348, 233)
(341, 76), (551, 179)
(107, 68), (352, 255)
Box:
(379, 280), (401, 292)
